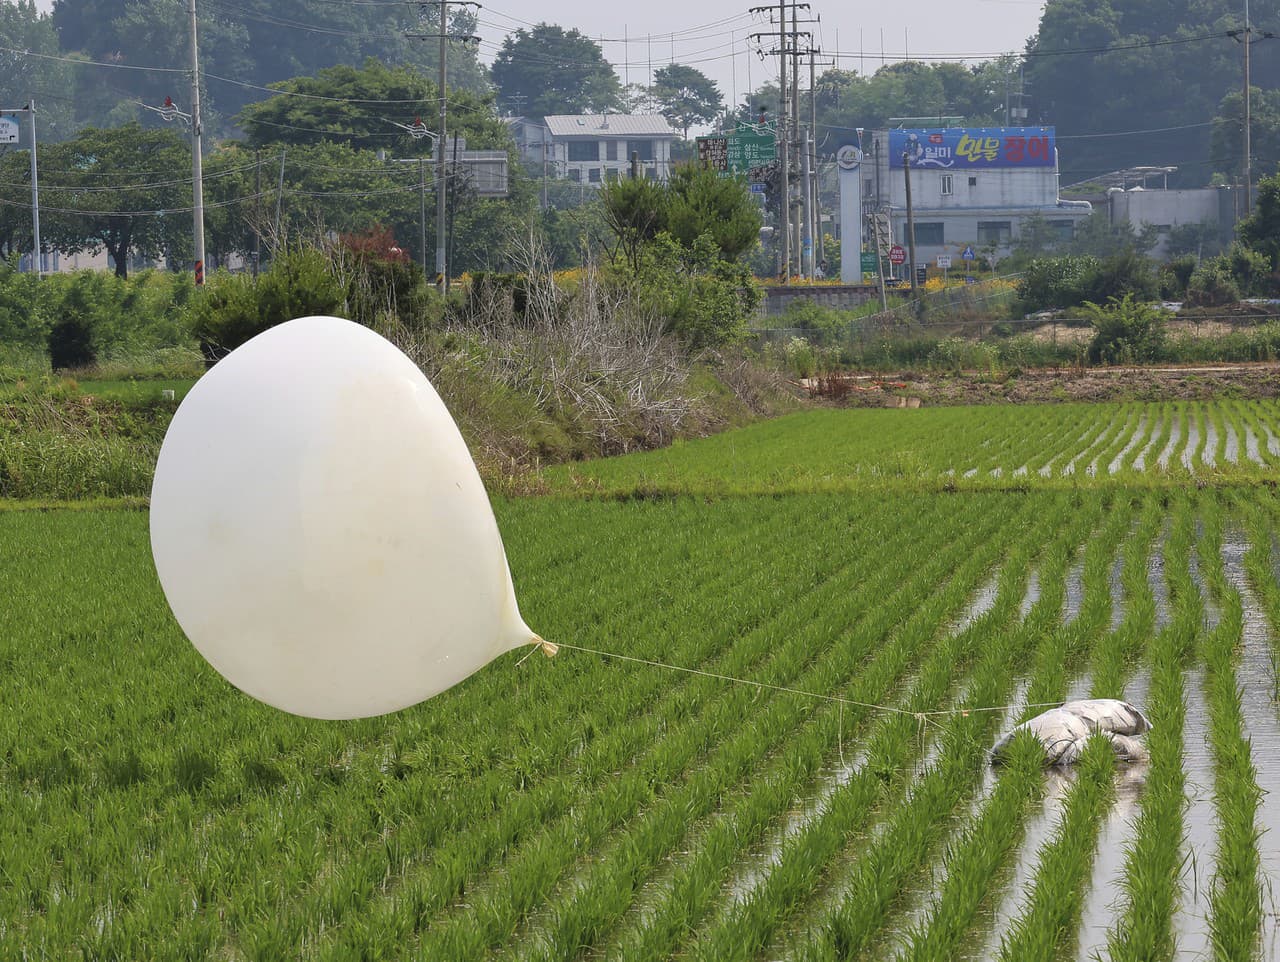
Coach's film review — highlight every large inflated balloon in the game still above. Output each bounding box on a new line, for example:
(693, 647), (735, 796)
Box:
(150, 316), (539, 719)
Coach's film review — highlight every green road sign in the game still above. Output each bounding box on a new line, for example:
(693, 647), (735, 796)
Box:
(860, 252), (879, 273)
(726, 131), (776, 172)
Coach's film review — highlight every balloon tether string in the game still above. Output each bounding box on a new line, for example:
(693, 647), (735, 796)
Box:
(531, 640), (1065, 721)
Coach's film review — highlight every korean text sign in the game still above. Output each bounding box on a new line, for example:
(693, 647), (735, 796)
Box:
(888, 128), (1055, 169)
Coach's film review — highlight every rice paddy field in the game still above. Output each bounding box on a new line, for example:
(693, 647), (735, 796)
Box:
(4, 399), (1280, 960)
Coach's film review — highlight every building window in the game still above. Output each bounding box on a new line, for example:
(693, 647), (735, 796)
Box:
(627, 139), (655, 162)
(941, 174), (953, 196)
(977, 221), (1012, 245)
(968, 176), (978, 187)
(588, 167), (601, 183)
(863, 178), (874, 199)
(1048, 219), (1075, 242)
(908, 222), (945, 246)
(605, 140), (618, 161)
(568, 141), (598, 162)
(567, 168), (581, 183)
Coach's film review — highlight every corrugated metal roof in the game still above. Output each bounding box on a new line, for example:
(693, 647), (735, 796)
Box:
(544, 114), (676, 138)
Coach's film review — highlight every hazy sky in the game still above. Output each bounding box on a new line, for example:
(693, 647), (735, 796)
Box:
(34, 0), (1050, 104)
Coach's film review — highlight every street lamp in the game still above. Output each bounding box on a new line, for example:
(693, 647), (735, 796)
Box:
(385, 118), (439, 278)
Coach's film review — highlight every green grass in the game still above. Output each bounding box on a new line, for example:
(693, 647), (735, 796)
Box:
(3, 401), (1279, 959)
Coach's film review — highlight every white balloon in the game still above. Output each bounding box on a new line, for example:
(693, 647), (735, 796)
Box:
(150, 316), (538, 719)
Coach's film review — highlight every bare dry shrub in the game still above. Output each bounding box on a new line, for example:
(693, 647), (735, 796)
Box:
(393, 232), (700, 463)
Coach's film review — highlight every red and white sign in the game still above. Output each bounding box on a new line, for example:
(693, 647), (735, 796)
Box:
(888, 244), (907, 265)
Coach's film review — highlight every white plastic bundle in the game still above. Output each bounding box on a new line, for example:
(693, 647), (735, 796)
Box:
(992, 698), (1152, 765)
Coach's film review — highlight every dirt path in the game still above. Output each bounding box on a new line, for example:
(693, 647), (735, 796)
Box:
(808, 363), (1280, 407)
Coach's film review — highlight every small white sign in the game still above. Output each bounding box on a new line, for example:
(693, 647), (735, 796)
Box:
(0, 117), (19, 144)
(936, 255), (952, 269)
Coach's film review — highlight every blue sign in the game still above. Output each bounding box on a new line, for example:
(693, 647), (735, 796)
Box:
(965, 276), (976, 285)
(961, 245), (976, 260)
(890, 127), (1055, 169)
(749, 182), (767, 193)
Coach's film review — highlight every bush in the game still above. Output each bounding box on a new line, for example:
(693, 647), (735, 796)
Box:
(1185, 256), (1241, 307)
(1160, 255), (1197, 300)
(48, 312), (96, 369)
(778, 299), (847, 345)
(1017, 254), (1099, 312)
(190, 246), (344, 362)
(1082, 294), (1167, 365)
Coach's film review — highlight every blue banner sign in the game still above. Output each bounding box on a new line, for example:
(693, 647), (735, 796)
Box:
(888, 127), (1055, 169)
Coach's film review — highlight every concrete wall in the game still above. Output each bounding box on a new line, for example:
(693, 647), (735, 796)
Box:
(759, 284), (878, 316)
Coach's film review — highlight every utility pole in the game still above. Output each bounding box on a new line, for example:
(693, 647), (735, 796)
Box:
(2, 102), (42, 274)
(903, 148), (918, 294)
(779, 0), (789, 282)
(253, 149), (261, 279)
(436, 0), (448, 291)
(188, 0), (205, 285)
(410, 1), (479, 292)
(1244, 0), (1252, 210)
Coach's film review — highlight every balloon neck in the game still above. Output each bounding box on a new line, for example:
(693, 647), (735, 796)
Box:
(536, 637), (559, 658)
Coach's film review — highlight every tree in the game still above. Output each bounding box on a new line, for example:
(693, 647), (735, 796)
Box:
(491, 24), (622, 116)
(1238, 168), (1280, 269)
(236, 60), (510, 155)
(48, 0), (488, 137)
(652, 64), (723, 139)
(0, 1), (77, 141)
(1210, 87), (1280, 180)
(664, 163), (762, 262)
(40, 123), (190, 278)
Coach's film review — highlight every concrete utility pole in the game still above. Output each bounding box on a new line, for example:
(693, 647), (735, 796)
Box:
(188, 0), (205, 284)
(779, 0), (789, 281)
(801, 129), (813, 277)
(1244, 0), (1252, 210)
(410, 1), (478, 292)
(0, 101), (43, 274)
(436, 0), (448, 291)
(903, 148), (918, 294)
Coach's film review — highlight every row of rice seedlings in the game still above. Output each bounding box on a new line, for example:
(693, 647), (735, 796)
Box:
(960, 407), (1062, 478)
(384, 496), (1003, 961)
(1196, 499), (1265, 959)
(235, 495), (893, 956)
(0, 504), (829, 956)
(780, 496), (1122, 962)
(1060, 405), (1131, 477)
(891, 498), (1154, 962)
(1105, 496), (1197, 962)
(1104, 408), (1152, 475)
(988, 498), (1160, 962)
(415, 496), (1030, 961)
(275, 499), (819, 952)
(1020, 407), (1102, 479)
(1246, 400), (1280, 463)
(662, 500), (1075, 962)
(1237, 494), (1280, 696)
(1131, 403), (1173, 472)
(1089, 404), (1143, 477)
(510, 500), (1047, 962)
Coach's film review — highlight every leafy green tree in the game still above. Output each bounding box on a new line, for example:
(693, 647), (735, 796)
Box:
(598, 176), (668, 271)
(48, 0), (487, 135)
(491, 24), (622, 116)
(664, 163), (762, 261)
(236, 60), (508, 155)
(1237, 168), (1280, 269)
(40, 123), (190, 278)
(0, 1), (77, 140)
(1211, 87), (1280, 179)
(0, 151), (34, 260)
(652, 64), (723, 139)
(1083, 293), (1167, 364)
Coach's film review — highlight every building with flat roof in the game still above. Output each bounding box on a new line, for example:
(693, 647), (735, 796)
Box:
(509, 113), (678, 187)
(861, 127), (1092, 270)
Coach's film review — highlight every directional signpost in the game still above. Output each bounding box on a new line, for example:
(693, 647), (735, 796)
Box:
(0, 116), (19, 144)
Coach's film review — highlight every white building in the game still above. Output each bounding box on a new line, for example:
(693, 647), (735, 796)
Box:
(862, 127), (1092, 268)
(508, 114), (678, 187)
(1105, 181), (1239, 258)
